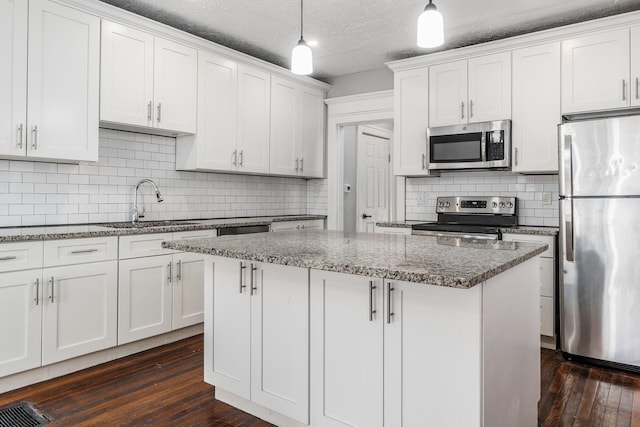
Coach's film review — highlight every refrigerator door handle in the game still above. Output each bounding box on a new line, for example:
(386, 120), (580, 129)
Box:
(562, 135), (573, 197)
(564, 198), (574, 262)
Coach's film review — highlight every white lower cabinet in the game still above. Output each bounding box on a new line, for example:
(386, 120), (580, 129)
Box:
(0, 269), (42, 377)
(41, 261), (118, 365)
(309, 271), (383, 427)
(205, 256), (309, 424)
(118, 231), (211, 344)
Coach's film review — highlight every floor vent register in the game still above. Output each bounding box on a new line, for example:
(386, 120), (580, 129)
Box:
(0, 402), (50, 427)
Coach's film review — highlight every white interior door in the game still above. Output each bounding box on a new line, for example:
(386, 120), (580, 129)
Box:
(356, 126), (391, 233)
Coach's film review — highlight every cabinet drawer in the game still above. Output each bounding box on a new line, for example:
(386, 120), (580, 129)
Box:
(540, 258), (554, 298)
(173, 229), (217, 240)
(540, 296), (554, 337)
(119, 233), (176, 259)
(502, 233), (554, 258)
(0, 241), (43, 273)
(271, 219), (324, 231)
(44, 237), (117, 267)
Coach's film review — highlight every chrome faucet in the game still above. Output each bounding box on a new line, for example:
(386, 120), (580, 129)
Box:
(132, 179), (164, 224)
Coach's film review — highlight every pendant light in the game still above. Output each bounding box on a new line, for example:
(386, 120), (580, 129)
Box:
(291, 0), (313, 75)
(417, 0), (444, 48)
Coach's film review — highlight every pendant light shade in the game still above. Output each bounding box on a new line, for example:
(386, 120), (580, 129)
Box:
(292, 39), (313, 75)
(291, 0), (313, 75)
(417, 0), (444, 48)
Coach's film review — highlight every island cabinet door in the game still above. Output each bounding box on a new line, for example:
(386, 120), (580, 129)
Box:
(250, 262), (309, 424)
(310, 270), (384, 427)
(383, 280), (482, 427)
(205, 256), (251, 399)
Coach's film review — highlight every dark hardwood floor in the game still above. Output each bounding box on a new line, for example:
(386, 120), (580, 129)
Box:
(1, 334), (639, 426)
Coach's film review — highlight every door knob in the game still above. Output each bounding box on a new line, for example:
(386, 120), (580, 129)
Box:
(362, 214), (372, 219)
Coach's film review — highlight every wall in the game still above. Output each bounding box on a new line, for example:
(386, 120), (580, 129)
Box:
(0, 129), (309, 226)
(326, 68), (394, 98)
(406, 172), (559, 227)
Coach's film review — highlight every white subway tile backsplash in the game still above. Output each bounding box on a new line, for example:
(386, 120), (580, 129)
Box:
(0, 129), (312, 226)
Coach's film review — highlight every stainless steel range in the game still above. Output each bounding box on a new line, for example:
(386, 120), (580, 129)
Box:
(412, 196), (517, 240)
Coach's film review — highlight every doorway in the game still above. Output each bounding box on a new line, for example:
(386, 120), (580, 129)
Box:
(342, 125), (392, 232)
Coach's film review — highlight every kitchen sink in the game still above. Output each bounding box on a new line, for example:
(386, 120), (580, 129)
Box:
(101, 220), (198, 228)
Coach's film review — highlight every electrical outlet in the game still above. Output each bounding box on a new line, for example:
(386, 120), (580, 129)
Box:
(542, 192), (552, 205)
(417, 192), (428, 206)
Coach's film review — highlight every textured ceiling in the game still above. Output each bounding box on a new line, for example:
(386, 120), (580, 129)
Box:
(99, 0), (640, 82)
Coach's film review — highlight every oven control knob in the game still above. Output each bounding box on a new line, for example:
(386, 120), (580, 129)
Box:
(492, 202), (498, 208)
(499, 202), (505, 208)
(506, 202), (513, 208)
(444, 201), (450, 208)
(438, 202), (443, 208)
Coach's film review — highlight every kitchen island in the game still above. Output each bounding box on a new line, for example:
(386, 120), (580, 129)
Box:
(163, 230), (547, 427)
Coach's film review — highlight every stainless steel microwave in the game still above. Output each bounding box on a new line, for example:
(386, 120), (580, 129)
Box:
(427, 120), (511, 170)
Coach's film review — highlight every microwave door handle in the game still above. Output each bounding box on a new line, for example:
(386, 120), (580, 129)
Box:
(480, 132), (487, 162)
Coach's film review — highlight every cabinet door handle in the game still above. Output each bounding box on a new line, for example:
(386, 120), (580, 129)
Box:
(167, 262), (172, 284)
(157, 103), (162, 123)
(421, 153), (426, 170)
(239, 150), (244, 167)
(515, 147), (519, 166)
(386, 282), (395, 324)
(233, 149), (238, 167)
(622, 80), (627, 101)
(17, 123), (24, 149)
(469, 100), (474, 118)
(636, 77), (639, 100)
(369, 281), (377, 321)
(147, 101), (152, 121)
(300, 157), (304, 173)
(32, 125), (38, 150)
(295, 157), (299, 171)
(176, 260), (182, 281)
(250, 264), (258, 295)
(49, 277), (55, 303)
(35, 278), (40, 306)
(239, 262), (246, 293)
(0, 256), (17, 261)
(461, 101), (465, 119)
(70, 248), (99, 254)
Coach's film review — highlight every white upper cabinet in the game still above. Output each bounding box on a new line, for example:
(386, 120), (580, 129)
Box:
(0, 0), (99, 162)
(0, 0), (28, 158)
(99, 22), (154, 128)
(561, 29), (630, 114)
(176, 51), (238, 172)
(237, 64), (271, 174)
(630, 26), (640, 107)
(393, 67), (430, 176)
(429, 52), (511, 127)
(512, 42), (561, 173)
(467, 53), (512, 123)
(101, 20), (197, 134)
(270, 76), (325, 178)
(429, 60), (467, 127)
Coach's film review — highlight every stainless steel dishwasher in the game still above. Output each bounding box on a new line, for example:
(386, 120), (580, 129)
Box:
(217, 224), (270, 236)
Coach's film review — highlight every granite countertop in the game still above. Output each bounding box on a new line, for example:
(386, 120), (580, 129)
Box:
(163, 230), (547, 289)
(0, 215), (326, 242)
(376, 221), (559, 236)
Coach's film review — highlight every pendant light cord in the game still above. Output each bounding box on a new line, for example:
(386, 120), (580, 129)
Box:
(300, 0), (304, 40)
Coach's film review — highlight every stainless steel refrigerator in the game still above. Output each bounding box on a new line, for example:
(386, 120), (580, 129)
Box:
(559, 115), (640, 370)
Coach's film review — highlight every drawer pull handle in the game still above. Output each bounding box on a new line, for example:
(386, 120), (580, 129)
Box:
(0, 256), (17, 261)
(35, 278), (40, 306)
(70, 248), (99, 254)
